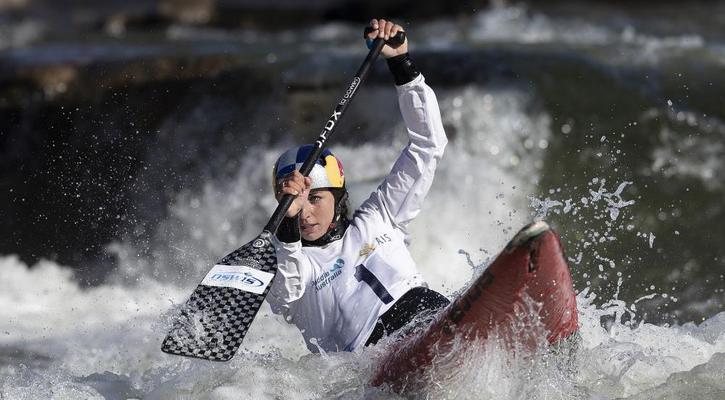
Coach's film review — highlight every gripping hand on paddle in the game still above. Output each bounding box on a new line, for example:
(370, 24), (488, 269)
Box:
(277, 171), (311, 217)
(366, 18), (408, 58)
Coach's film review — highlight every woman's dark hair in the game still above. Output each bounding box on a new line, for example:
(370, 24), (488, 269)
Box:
(330, 188), (351, 222)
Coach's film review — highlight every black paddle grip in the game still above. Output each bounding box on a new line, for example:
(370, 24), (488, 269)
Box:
(363, 27), (406, 48)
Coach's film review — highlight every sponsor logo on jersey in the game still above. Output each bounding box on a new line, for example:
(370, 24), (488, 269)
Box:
(359, 243), (376, 257)
(312, 258), (345, 292)
(359, 234), (391, 257)
(374, 233), (392, 246)
(330, 258), (345, 272)
(202, 264), (274, 294)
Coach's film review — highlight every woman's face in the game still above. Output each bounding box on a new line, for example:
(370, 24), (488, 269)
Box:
(299, 189), (336, 241)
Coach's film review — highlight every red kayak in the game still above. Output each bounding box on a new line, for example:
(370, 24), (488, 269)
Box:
(371, 221), (578, 388)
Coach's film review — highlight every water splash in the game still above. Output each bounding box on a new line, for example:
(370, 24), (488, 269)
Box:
(530, 179), (634, 222)
(2, 237), (725, 399)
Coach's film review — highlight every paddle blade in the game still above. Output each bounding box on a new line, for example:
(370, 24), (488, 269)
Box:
(161, 232), (277, 361)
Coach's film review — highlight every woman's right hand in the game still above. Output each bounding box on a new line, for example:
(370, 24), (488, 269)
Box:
(366, 18), (408, 59)
(276, 170), (311, 217)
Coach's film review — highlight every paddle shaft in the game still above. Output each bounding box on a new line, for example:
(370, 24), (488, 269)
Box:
(263, 31), (405, 234)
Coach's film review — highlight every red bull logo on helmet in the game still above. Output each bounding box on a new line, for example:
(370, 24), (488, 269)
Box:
(273, 145), (345, 191)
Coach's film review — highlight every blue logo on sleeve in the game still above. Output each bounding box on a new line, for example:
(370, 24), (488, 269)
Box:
(330, 258), (345, 272)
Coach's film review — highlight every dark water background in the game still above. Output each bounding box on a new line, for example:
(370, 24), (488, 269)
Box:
(1, 0), (724, 325)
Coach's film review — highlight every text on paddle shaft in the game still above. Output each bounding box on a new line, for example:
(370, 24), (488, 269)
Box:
(315, 77), (361, 147)
(316, 110), (341, 147)
(338, 76), (361, 106)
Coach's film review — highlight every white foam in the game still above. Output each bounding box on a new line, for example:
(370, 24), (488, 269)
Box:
(467, 3), (708, 66)
(2, 233), (725, 398)
(576, 291), (725, 398)
(0, 19), (44, 50)
(470, 3), (611, 45)
(644, 108), (725, 190)
(409, 86), (551, 293)
(2, 82), (724, 399)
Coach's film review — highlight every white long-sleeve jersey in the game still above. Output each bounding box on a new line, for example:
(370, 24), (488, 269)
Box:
(268, 74), (447, 352)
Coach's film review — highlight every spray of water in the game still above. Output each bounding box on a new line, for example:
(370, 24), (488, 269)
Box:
(3, 17), (725, 394)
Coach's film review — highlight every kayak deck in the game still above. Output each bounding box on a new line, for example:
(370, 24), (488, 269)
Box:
(372, 221), (578, 387)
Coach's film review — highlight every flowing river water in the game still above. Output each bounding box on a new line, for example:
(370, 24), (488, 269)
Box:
(1, 2), (724, 399)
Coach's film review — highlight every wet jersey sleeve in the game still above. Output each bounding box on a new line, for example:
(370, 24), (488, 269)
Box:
(358, 74), (447, 239)
(267, 237), (311, 319)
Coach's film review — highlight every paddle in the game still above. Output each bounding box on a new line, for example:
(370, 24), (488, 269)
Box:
(161, 29), (406, 361)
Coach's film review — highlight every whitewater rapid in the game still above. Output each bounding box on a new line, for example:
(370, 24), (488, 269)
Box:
(2, 83), (724, 399)
(3, 3), (725, 398)
(2, 255), (724, 399)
